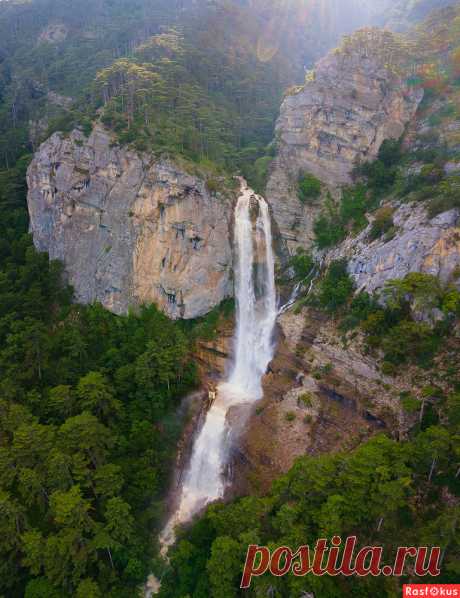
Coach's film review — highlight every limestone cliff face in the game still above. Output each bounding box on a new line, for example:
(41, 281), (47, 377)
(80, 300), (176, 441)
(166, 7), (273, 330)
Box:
(267, 28), (423, 251)
(27, 127), (234, 319)
(331, 204), (460, 294)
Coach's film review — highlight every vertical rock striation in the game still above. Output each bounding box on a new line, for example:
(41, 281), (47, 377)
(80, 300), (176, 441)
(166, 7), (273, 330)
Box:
(27, 126), (234, 319)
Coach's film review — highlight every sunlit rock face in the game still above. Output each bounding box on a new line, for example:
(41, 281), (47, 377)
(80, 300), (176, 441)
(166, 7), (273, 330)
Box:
(267, 28), (423, 251)
(27, 126), (233, 319)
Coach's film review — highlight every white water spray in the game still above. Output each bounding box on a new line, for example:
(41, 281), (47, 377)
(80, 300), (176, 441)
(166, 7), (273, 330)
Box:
(160, 179), (277, 553)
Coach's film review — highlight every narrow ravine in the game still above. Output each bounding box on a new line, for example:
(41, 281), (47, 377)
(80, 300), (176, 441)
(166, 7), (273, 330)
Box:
(159, 178), (277, 554)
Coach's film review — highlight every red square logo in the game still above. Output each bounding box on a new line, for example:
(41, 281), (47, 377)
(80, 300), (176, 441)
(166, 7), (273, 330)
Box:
(403, 585), (460, 597)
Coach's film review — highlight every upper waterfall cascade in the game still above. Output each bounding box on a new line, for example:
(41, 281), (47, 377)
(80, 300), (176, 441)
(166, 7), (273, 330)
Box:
(160, 179), (277, 552)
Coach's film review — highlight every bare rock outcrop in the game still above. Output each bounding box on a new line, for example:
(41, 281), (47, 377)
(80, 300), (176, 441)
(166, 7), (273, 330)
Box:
(232, 308), (401, 496)
(267, 28), (423, 251)
(330, 204), (460, 294)
(38, 22), (68, 44)
(27, 127), (234, 319)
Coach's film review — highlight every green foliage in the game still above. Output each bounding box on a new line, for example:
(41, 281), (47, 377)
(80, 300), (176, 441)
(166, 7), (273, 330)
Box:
(360, 159), (396, 193)
(246, 155), (273, 195)
(288, 249), (314, 282)
(313, 185), (370, 248)
(298, 393), (313, 408)
(314, 260), (355, 314)
(340, 291), (381, 331)
(313, 212), (345, 249)
(0, 0), (305, 176)
(162, 430), (460, 596)
(297, 172), (322, 204)
(313, 196), (346, 249)
(401, 394), (421, 414)
(398, 163), (446, 200)
(207, 536), (242, 598)
(339, 184), (369, 231)
(0, 161), (198, 596)
(381, 321), (440, 367)
(76, 372), (121, 422)
(0, 154), (31, 239)
(0, 5), (459, 597)
(447, 392), (460, 427)
(410, 145), (449, 165)
(377, 139), (404, 168)
(205, 177), (220, 195)
(24, 577), (62, 598)
(181, 299), (235, 343)
(320, 133), (453, 250)
(427, 176), (460, 217)
(442, 289), (460, 316)
(383, 272), (443, 313)
(93, 18), (287, 170)
(369, 206), (395, 240)
(342, 273), (457, 371)
(76, 579), (102, 598)
(357, 138), (403, 195)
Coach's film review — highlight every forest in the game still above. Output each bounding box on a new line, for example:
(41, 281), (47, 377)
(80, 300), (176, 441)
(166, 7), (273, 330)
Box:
(0, 0), (303, 173)
(0, 0), (459, 596)
(0, 3), (296, 591)
(0, 153), (205, 596)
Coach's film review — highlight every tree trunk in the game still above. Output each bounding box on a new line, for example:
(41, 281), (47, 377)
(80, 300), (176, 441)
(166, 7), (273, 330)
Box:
(428, 456), (437, 482)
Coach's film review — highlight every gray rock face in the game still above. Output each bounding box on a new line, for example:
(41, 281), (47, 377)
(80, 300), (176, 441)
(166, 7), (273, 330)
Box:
(27, 127), (234, 319)
(267, 28), (423, 251)
(330, 203), (460, 293)
(38, 23), (68, 44)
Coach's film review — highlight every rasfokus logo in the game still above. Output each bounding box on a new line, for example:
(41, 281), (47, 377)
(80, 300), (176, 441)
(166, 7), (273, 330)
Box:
(240, 537), (443, 589)
(403, 586), (460, 597)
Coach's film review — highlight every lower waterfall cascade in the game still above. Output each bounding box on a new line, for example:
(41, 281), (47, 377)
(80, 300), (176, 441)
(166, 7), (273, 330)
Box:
(159, 178), (278, 554)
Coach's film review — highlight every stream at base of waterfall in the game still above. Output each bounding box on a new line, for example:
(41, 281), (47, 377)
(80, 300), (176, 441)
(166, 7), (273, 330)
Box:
(158, 179), (278, 560)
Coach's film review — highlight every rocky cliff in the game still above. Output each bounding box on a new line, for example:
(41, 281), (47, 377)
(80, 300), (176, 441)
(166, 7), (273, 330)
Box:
(27, 126), (234, 319)
(333, 203), (460, 295)
(267, 28), (423, 251)
(233, 12), (460, 492)
(232, 308), (399, 495)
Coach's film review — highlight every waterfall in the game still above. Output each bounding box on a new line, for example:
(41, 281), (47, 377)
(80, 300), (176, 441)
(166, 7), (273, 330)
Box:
(159, 179), (277, 553)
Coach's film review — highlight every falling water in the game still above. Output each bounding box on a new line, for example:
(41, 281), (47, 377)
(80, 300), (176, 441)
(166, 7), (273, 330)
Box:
(159, 179), (277, 554)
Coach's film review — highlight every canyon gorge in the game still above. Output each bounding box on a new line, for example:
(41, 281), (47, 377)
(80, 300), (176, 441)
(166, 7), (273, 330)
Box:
(1, 0), (459, 595)
(26, 10), (460, 505)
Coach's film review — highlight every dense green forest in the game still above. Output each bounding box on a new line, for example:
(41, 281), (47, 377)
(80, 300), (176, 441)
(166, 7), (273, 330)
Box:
(160, 432), (459, 596)
(0, 0), (199, 166)
(0, 0), (298, 172)
(0, 1), (459, 596)
(0, 155), (206, 596)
